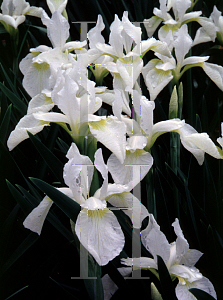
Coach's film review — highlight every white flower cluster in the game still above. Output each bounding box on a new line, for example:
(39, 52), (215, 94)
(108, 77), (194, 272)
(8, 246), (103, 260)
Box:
(5, 0), (223, 298)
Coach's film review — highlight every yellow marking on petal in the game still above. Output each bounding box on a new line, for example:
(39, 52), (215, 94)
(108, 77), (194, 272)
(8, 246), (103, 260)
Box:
(89, 119), (107, 131)
(33, 62), (49, 71)
(87, 208), (109, 218)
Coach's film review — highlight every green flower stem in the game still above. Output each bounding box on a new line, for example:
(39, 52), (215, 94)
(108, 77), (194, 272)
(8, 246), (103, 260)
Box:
(169, 85), (183, 218)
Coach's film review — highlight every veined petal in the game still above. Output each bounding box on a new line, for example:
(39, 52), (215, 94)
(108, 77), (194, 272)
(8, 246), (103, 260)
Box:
(46, 0), (68, 14)
(192, 27), (213, 47)
(107, 149), (153, 190)
(122, 12), (141, 48)
(62, 41), (87, 51)
(141, 214), (171, 263)
(109, 14), (124, 58)
(202, 62), (223, 91)
(173, 24), (192, 67)
(121, 257), (157, 269)
(107, 192), (149, 228)
(27, 92), (54, 114)
(142, 59), (173, 101)
(33, 111), (69, 123)
(176, 123), (205, 165)
(81, 197), (106, 210)
(140, 37), (171, 58)
(22, 61), (51, 97)
(116, 58), (143, 89)
(172, 219), (189, 261)
(197, 17), (216, 42)
(182, 56), (209, 67)
(42, 11), (69, 48)
(132, 90), (154, 135)
(112, 89), (124, 121)
(126, 135), (148, 151)
(94, 148), (108, 199)
(182, 11), (202, 23)
(88, 14), (105, 49)
(170, 265), (203, 283)
(23, 196), (53, 235)
(75, 209), (125, 266)
(149, 119), (185, 149)
(175, 0), (191, 22)
(89, 116), (126, 164)
(0, 14), (25, 29)
(179, 130), (223, 161)
(26, 6), (43, 17)
(143, 16), (162, 38)
(64, 143), (94, 202)
(7, 114), (49, 151)
(176, 277), (217, 300)
(180, 249), (203, 267)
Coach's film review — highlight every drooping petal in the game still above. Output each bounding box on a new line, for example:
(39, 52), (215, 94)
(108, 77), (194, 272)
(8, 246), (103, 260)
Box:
(142, 59), (173, 101)
(23, 196), (53, 235)
(182, 56), (209, 67)
(107, 149), (153, 190)
(75, 208), (125, 266)
(27, 91), (54, 114)
(180, 249), (203, 267)
(89, 116), (126, 164)
(149, 119), (185, 149)
(170, 265), (203, 283)
(22, 61), (51, 97)
(143, 16), (162, 38)
(202, 62), (223, 91)
(197, 17), (216, 43)
(33, 111), (69, 124)
(140, 37), (171, 58)
(175, 277), (217, 300)
(107, 192), (149, 228)
(193, 27), (213, 47)
(176, 123), (205, 165)
(7, 114), (49, 151)
(177, 125), (223, 162)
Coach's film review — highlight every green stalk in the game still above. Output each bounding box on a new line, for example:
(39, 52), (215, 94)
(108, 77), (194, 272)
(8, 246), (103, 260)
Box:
(169, 85), (183, 218)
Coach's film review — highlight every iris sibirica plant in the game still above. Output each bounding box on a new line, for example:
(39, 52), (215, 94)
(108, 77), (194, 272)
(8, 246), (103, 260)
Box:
(2, 0), (223, 299)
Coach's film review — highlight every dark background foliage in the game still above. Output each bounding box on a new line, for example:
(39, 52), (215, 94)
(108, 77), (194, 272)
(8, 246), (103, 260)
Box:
(0, 0), (223, 299)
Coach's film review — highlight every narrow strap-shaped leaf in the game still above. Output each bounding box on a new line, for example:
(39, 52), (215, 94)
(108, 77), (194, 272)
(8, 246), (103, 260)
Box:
(28, 131), (64, 183)
(189, 288), (216, 300)
(157, 255), (177, 300)
(0, 63), (20, 98)
(0, 82), (27, 115)
(0, 232), (39, 276)
(0, 104), (11, 142)
(30, 178), (80, 223)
